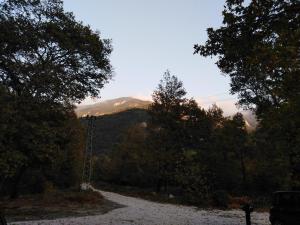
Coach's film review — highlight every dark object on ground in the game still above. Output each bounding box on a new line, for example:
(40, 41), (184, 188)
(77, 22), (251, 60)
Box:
(269, 191), (300, 225)
(242, 203), (253, 225)
(0, 212), (7, 225)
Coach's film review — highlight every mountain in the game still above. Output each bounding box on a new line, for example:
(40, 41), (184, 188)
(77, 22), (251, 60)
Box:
(76, 97), (257, 130)
(77, 97), (258, 155)
(242, 111), (258, 131)
(76, 97), (151, 117)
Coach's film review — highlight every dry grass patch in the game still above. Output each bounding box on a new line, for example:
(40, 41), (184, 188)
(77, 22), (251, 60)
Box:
(0, 190), (122, 223)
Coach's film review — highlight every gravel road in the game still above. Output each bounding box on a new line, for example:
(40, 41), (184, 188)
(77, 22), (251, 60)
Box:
(11, 189), (270, 225)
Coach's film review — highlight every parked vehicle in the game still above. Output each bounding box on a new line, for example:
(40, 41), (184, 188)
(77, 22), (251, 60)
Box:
(269, 191), (300, 225)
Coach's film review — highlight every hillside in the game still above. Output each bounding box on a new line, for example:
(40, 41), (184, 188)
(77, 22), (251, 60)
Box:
(78, 97), (257, 155)
(76, 97), (151, 117)
(80, 108), (149, 154)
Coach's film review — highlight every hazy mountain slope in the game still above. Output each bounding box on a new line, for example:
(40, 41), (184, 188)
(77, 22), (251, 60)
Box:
(242, 111), (258, 131)
(78, 97), (257, 155)
(81, 109), (149, 154)
(76, 97), (151, 117)
(76, 97), (257, 130)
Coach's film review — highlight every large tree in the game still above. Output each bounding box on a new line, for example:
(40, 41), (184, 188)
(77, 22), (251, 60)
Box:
(0, 0), (113, 197)
(149, 71), (188, 192)
(195, 0), (300, 188)
(149, 71), (212, 193)
(0, 0), (112, 104)
(195, 0), (299, 115)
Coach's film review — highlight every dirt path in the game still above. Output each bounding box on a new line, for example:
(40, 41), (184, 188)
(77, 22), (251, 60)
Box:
(11, 189), (270, 225)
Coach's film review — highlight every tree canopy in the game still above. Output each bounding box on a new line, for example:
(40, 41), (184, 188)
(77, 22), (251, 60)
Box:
(195, 0), (300, 189)
(0, 0), (113, 104)
(0, 0), (112, 198)
(194, 0), (300, 116)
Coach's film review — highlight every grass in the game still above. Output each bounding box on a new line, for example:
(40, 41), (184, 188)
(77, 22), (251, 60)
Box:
(0, 189), (123, 223)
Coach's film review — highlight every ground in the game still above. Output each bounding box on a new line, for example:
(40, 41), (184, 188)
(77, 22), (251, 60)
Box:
(9, 187), (270, 225)
(2, 190), (121, 223)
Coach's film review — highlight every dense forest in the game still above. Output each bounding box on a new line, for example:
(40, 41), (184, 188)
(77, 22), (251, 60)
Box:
(0, 0), (299, 213)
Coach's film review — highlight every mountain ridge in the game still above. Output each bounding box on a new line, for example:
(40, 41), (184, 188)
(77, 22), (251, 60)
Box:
(76, 97), (151, 117)
(76, 96), (257, 130)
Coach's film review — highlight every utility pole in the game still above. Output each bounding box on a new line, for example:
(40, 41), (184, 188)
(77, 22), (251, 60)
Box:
(81, 116), (95, 190)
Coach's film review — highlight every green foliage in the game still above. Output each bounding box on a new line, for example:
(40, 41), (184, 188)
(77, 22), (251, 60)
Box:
(196, 0), (300, 189)
(93, 73), (265, 205)
(195, 0), (300, 115)
(0, 90), (85, 196)
(148, 71), (213, 193)
(93, 124), (157, 187)
(92, 72), (295, 206)
(175, 149), (212, 205)
(0, 0), (110, 197)
(0, 0), (112, 104)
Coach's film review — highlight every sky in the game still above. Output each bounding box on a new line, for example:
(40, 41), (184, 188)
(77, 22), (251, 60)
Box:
(63, 0), (240, 114)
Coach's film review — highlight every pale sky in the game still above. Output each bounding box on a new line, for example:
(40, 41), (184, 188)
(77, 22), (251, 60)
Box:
(63, 0), (240, 114)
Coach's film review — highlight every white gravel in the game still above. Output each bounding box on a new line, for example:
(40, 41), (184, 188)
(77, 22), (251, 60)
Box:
(11, 189), (270, 225)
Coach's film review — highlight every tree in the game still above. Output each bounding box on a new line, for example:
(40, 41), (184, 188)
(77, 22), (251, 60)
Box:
(0, 0), (112, 104)
(0, 86), (25, 184)
(0, 0), (113, 197)
(205, 107), (243, 193)
(149, 71), (213, 193)
(195, 0), (300, 189)
(150, 70), (187, 128)
(106, 124), (156, 187)
(0, 92), (85, 197)
(223, 113), (248, 190)
(149, 71), (188, 192)
(195, 0), (299, 115)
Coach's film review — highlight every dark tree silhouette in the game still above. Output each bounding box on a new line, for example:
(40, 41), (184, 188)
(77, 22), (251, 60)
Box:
(0, 0), (112, 198)
(0, 0), (112, 104)
(195, 0), (300, 189)
(195, 0), (300, 116)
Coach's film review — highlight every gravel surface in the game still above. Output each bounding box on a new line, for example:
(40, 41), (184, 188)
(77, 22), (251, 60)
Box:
(11, 189), (270, 225)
